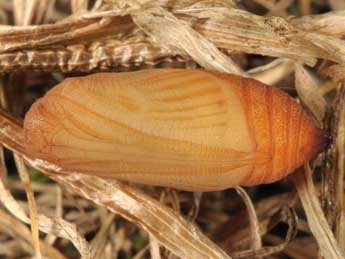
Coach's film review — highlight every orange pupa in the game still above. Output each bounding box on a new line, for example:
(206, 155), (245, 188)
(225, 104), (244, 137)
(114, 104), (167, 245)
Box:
(23, 69), (327, 191)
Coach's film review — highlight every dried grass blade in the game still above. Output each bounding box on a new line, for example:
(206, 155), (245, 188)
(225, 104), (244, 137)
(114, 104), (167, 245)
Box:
(292, 166), (344, 259)
(14, 154), (42, 259)
(291, 11), (345, 36)
(13, 0), (48, 26)
(0, 109), (231, 259)
(1, 3), (345, 67)
(72, 0), (88, 14)
(23, 0), (40, 25)
(216, 192), (295, 252)
(149, 235), (162, 259)
(0, 208), (67, 259)
(0, 154), (92, 258)
(53, 174), (231, 259)
(176, 6), (318, 65)
(110, 0), (235, 10)
(90, 213), (116, 258)
(0, 180), (92, 259)
(0, 15), (132, 54)
(45, 186), (63, 245)
(2, 4), (345, 73)
(230, 207), (297, 259)
(304, 32), (345, 64)
(130, 5), (245, 75)
(13, 0), (25, 25)
(235, 186), (262, 250)
(34, 0), (52, 24)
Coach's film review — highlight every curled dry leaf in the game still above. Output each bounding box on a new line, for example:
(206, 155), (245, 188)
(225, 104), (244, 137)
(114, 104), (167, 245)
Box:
(0, 109), (231, 259)
(249, 58), (294, 85)
(295, 64), (327, 124)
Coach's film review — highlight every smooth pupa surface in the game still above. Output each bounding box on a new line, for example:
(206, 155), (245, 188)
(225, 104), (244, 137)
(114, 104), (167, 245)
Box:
(24, 69), (327, 191)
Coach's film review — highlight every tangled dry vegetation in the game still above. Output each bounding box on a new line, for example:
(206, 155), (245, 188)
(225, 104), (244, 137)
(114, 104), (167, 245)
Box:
(0, 0), (344, 258)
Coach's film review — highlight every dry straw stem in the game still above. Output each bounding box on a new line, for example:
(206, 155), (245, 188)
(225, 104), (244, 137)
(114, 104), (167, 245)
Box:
(0, 176), (93, 259)
(292, 166), (344, 259)
(0, 110), (231, 259)
(216, 193), (294, 250)
(265, 235), (317, 258)
(72, 0), (88, 14)
(292, 70), (345, 259)
(290, 11), (345, 36)
(0, 126), (92, 259)
(0, 2), (345, 72)
(319, 68), (345, 253)
(90, 213), (116, 258)
(230, 207), (297, 259)
(234, 186), (262, 250)
(0, 208), (66, 259)
(14, 154), (42, 259)
(333, 85), (345, 252)
(149, 235), (162, 259)
(212, 192), (298, 258)
(44, 185), (63, 245)
(0, 38), (177, 73)
(0, 142), (7, 186)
